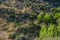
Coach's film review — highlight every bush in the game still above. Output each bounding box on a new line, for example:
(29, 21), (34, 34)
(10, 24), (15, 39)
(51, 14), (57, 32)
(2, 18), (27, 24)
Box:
(8, 32), (17, 39)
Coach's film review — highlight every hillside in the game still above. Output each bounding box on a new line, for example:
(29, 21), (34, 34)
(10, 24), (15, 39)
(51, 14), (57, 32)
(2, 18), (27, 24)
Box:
(0, 0), (60, 40)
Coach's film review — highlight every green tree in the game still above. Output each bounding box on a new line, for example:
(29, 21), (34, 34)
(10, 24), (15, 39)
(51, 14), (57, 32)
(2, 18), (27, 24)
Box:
(39, 23), (47, 39)
(56, 17), (60, 23)
(47, 23), (57, 37)
(43, 13), (51, 22)
(57, 23), (60, 33)
(54, 13), (60, 19)
(37, 12), (44, 21)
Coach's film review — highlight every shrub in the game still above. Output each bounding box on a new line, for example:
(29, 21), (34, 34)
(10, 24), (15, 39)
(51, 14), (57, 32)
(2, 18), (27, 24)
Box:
(8, 32), (17, 39)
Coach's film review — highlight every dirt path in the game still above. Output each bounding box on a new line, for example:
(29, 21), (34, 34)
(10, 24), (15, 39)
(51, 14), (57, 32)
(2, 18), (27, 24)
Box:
(0, 26), (9, 40)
